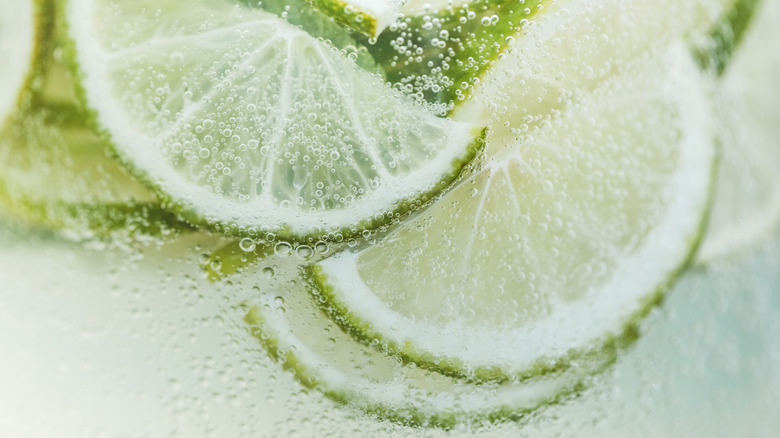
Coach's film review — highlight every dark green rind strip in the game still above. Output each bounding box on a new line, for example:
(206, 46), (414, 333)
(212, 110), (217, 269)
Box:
(309, 0), (378, 37)
(694, 0), (761, 76)
(0, 177), (191, 241)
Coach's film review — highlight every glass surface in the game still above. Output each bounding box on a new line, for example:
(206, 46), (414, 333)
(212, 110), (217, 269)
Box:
(1, 0), (778, 436)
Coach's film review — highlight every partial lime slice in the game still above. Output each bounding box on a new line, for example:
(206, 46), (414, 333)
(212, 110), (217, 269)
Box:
(308, 0), (402, 37)
(698, 0), (780, 262)
(0, 1), (186, 242)
(66, 0), (484, 241)
(0, 0), (36, 127)
(311, 43), (716, 382)
(242, 254), (611, 427)
(0, 113), (184, 241)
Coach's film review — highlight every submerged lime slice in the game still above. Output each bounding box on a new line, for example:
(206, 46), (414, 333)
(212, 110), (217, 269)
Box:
(66, 0), (484, 241)
(0, 0), (35, 127)
(311, 43), (716, 382)
(698, 0), (780, 261)
(0, 1), (185, 241)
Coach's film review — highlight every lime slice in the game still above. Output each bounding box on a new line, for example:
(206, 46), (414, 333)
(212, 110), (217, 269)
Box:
(310, 43), (716, 382)
(66, 0), (484, 241)
(308, 0), (403, 37)
(0, 1), (186, 242)
(0, 0), (36, 127)
(697, 0), (780, 262)
(242, 254), (611, 427)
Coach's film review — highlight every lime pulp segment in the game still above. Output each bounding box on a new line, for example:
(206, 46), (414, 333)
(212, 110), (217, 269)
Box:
(311, 43), (716, 382)
(66, 0), (484, 241)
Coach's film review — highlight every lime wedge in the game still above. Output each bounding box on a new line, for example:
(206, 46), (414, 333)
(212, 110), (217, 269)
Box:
(698, 0), (780, 262)
(0, 0), (35, 127)
(310, 43), (716, 382)
(66, 0), (484, 241)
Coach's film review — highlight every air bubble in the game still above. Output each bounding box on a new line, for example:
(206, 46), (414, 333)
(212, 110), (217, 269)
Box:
(274, 242), (292, 256)
(295, 245), (313, 260)
(239, 238), (256, 252)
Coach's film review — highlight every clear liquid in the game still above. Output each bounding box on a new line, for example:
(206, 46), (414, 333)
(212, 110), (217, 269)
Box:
(1, 0), (779, 435)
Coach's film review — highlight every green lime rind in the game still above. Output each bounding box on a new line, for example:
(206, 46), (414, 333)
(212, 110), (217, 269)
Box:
(124, 126), (485, 243)
(243, 292), (605, 429)
(0, 0), (188, 241)
(0, 189), (191, 241)
(357, 0), (549, 111)
(694, 0), (761, 76)
(308, 0), (379, 37)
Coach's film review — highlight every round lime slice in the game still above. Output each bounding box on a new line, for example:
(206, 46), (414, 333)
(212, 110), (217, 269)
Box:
(66, 0), (484, 241)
